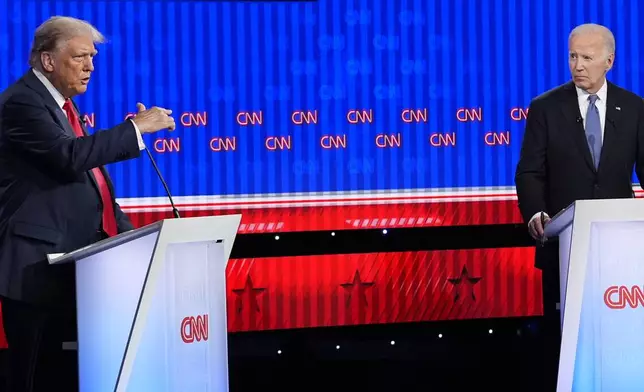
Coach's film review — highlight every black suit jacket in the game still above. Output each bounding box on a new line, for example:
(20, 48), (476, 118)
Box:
(0, 70), (141, 305)
(515, 80), (644, 269)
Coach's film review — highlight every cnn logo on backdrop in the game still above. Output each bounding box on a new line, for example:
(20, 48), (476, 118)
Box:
(180, 314), (209, 343)
(604, 285), (644, 309)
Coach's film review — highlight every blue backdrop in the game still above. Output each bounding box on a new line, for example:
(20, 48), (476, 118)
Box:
(0, 0), (642, 199)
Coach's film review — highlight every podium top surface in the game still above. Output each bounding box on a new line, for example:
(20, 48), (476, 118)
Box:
(543, 197), (644, 238)
(48, 221), (163, 265)
(543, 202), (576, 238)
(47, 214), (242, 265)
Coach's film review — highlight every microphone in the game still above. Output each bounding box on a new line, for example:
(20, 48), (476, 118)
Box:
(576, 116), (582, 123)
(144, 146), (180, 219)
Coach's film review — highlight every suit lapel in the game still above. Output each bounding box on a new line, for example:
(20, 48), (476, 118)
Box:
(599, 82), (621, 170)
(559, 82), (596, 172)
(53, 108), (76, 138)
(22, 70), (76, 138)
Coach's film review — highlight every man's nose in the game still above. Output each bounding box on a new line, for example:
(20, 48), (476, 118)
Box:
(85, 58), (94, 72)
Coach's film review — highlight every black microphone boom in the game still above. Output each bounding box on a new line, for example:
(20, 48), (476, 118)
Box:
(144, 146), (180, 219)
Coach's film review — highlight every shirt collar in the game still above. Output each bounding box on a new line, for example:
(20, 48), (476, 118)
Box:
(32, 68), (67, 109)
(576, 78), (608, 105)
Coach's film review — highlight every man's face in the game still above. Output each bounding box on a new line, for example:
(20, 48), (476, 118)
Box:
(568, 32), (614, 93)
(41, 35), (96, 98)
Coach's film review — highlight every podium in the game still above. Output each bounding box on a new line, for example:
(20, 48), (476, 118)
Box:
(544, 199), (644, 392)
(48, 214), (241, 392)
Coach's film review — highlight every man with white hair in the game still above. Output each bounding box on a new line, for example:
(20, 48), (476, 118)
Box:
(0, 16), (175, 391)
(515, 23), (644, 388)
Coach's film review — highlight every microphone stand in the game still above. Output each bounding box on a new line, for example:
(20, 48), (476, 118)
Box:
(145, 146), (180, 219)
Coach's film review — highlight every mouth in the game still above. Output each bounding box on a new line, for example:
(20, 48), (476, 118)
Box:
(80, 77), (90, 85)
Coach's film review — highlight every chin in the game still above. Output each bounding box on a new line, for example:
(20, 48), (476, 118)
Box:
(573, 80), (590, 90)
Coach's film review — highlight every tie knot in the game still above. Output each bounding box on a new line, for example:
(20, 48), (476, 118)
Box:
(588, 94), (599, 105)
(63, 99), (73, 111)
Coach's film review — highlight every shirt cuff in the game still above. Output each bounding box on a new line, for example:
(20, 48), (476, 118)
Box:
(129, 119), (146, 150)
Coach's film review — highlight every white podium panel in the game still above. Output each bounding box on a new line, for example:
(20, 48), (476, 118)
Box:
(558, 224), (572, 327)
(545, 199), (644, 392)
(75, 232), (160, 390)
(571, 221), (644, 391)
(49, 214), (241, 392)
(124, 240), (228, 392)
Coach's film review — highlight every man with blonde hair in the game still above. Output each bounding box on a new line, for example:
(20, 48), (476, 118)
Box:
(515, 23), (644, 389)
(0, 16), (175, 391)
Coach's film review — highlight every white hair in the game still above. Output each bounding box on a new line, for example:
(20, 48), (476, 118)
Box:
(569, 23), (615, 56)
(29, 16), (105, 69)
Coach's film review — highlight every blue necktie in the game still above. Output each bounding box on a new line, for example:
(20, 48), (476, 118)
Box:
(586, 94), (602, 169)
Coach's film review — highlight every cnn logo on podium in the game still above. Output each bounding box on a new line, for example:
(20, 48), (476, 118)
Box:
(180, 314), (209, 343)
(604, 285), (644, 309)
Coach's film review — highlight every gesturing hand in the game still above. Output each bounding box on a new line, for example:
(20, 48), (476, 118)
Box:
(131, 102), (176, 134)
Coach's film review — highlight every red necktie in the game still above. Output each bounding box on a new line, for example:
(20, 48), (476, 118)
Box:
(63, 99), (118, 237)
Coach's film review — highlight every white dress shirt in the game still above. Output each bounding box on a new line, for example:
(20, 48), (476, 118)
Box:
(575, 78), (607, 142)
(32, 68), (145, 150)
(528, 78), (608, 228)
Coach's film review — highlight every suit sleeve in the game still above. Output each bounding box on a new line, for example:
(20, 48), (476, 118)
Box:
(515, 99), (548, 224)
(1, 94), (141, 180)
(635, 99), (644, 189)
(114, 202), (135, 233)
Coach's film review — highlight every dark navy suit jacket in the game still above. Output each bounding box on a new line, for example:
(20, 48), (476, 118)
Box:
(0, 70), (140, 305)
(515, 81), (644, 270)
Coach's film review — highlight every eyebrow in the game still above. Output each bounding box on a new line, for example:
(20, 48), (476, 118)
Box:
(75, 49), (98, 56)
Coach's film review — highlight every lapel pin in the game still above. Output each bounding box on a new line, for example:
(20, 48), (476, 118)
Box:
(616, 106), (621, 111)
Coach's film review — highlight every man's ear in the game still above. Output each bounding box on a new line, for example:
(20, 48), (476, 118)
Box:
(606, 53), (615, 72)
(40, 52), (55, 73)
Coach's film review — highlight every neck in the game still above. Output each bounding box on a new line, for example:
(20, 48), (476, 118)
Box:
(38, 69), (70, 99)
(584, 77), (606, 95)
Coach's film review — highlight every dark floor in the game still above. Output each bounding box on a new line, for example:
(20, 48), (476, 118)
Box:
(0, 316), (556, 391)
(228, 316), (556, 391)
